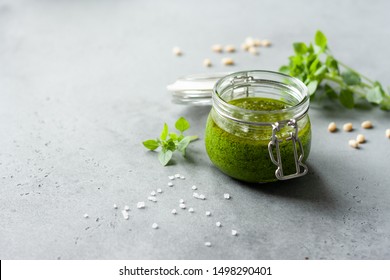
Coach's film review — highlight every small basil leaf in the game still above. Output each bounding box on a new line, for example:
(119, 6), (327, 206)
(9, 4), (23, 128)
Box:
(324, 84), (338, 99)
(175, 117), (190, 133)
(366, 86), (384, 104)
(142, 139), (159, 151)
(341, 71), (361, 86)
(158, 150), (173, 166)
(293, 42), (307, 55)
(314, 30), (327, 49)
(339, 89), (354, 108)
(177, 136), (192, 156)
(160, 123), (168, 140)
(307, 80), (319, 95)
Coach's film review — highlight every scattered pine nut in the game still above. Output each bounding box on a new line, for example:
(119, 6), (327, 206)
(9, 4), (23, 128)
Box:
(168, 182), (174, 187)
(261, 39), (272, 47)
(180, 176), (185, 180)
(137, 202), (145, 209)
(328, 122), (337, 132)
(157, 188), (162, 193)
(343, 123), (353, 132)
(222, 57), (234, 66)
(172, 47), (182, 56)
(174, 174), (180, 178)
(231, 230), (238, 236)
(150, 191), (156, 196)
(113, 204), (118, 209)
(212, 44), (223, 53)
(224, 193), (231, 200)
(241, 43), (250, 51)
(245, 37), (255, 47)
(356, 134), (366, 144)
(205, 242), (211, 247)
(83, 213), (89, 218)
(205, 211), (211, 216)
(225, 45), (236, 53)
(216, 222), (222, 227)
(192, 185), (197, 190)
(199, 194), (206, 200)
(253, 39), (261, 47)
(171, 209), (177, 215)
(361, 120), (373, 129)
(148, 196), (157, 202)
(193, 192), (200, 199)
(124, 205), (130, 211)
(121, 210), (129, 220)
(203, 58), (212, 67)
(248, 46), (259, 55)
(188, 208), (194, 213)
(386, 129), (390, 138)
(179, 199), (184, 203)
(168, 176), (175, 180)
(152, 223), (158, 229)
(348, 139), (359, 149)
(179, 203), (186, 209)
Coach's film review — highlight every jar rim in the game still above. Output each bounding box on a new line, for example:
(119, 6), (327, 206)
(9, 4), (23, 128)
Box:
(212, 70), (309, 124)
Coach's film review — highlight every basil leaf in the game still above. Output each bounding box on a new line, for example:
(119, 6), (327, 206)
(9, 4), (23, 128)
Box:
(293, 42), (307, 55)
(341, 71), (361, 86)
(175, 117), (190, 133)
(164, 138), (176, 151)
(366, 86), (384, 104)
(314, 65), (327, 76)
(279, 65), (290, 74)
(158, 150), (173, 166)
(169, 132), (178, 141)
(160, 123), (168, 140)
(177, 136), (192, 156)
(314, 30), (327, 49)
(340, 89), (354, 108)
(324, 84), (338, 99)
(307, 80), (319, 95)
(142, 139), (159, 151)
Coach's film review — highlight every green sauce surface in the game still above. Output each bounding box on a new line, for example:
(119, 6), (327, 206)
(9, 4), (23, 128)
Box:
(205, 97), (311, 183)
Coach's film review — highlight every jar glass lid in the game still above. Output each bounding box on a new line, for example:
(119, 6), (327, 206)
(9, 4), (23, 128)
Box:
(167, 72), (229, 106)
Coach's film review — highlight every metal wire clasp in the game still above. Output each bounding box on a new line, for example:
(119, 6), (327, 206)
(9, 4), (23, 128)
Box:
(267, 119), (308, 180)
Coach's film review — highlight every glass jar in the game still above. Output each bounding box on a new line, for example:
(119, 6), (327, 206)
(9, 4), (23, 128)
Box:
(205, 70), (311, 183)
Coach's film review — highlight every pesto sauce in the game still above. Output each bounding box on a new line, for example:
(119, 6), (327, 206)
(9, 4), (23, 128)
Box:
(205, 97), (311, 183)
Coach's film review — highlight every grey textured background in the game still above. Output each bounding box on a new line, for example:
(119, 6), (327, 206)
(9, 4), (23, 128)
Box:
(1, 0), (389, 260)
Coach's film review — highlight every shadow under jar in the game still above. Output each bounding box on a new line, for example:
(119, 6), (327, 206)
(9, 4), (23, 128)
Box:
(205, 70), (311, 183)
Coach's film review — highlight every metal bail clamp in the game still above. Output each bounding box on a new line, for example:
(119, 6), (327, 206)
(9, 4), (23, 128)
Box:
(267, 119), (308, 180)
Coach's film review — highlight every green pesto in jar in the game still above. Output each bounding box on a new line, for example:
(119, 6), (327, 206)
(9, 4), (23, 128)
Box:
(205, 97), (311, 183)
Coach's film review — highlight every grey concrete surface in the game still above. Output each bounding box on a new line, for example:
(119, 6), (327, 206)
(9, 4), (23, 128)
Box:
(1, 0), (390, 259)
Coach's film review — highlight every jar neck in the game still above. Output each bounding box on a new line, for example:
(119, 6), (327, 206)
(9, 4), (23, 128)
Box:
(212, 70), (309, 126)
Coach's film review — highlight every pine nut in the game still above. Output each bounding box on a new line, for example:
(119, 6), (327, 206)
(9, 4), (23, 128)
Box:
(328, 122), (337, 132)
(222, 57), (234, 65)
(241, 43), (250, 51)
(253, 39), (261, 47)
(172, 47), (182, 56)
(245, 37), (255, 47)
(386, 129), (390, 138)
(343, 123), (353, 132)
(212, 44), (223, 53)
(356, 134), (365, 144)
(203, 58), (212, 67)
(248, 46), (259, 55)
(348, 139), (359, 149)
(225, 45), (236, 53)
(261, 39), (272, 47)
(361, 120), (373, 129)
